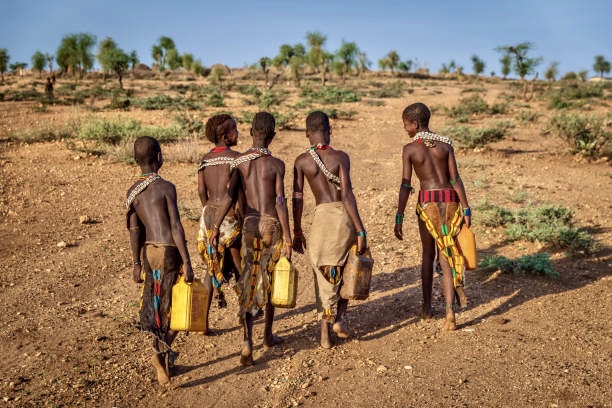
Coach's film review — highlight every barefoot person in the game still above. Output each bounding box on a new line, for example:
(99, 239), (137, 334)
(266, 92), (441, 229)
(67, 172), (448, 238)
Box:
(126, 136), (194, 385)
(394, 102), (471, 331)
(211, 112), (292, 366)
(197, 114), (243, 324)
(292, 111), (367, 349)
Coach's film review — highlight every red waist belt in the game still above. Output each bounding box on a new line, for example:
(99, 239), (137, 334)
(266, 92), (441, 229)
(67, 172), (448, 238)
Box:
(418, 189), (459, 203)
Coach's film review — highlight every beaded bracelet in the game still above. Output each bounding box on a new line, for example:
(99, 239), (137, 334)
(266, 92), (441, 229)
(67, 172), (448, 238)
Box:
(294, 229), (303, 236)
(400, 183), (414, 193)
(463, 207), (471, 217)
(134, 261), (141, 266)
(395, 213), (404, 224)
(357, 230), (367, 237)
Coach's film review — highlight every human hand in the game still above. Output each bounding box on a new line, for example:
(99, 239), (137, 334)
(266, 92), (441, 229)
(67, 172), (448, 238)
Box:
(394, 223), (403, 240)
(292, 233), (306, 254)
(281, 240), (292, 260)
(357, 235), (367, 255)
(464, 215), (471, 228)
(182, 263), (194, 283)
(210, 227), (220, 248)
(132, 264), (143, 283)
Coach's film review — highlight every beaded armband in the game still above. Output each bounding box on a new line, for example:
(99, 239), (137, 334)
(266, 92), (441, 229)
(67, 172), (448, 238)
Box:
(277, 196), (285, 204)
(357, 230), (367, 237)
(292, 191), (304, 199)
(400, 183), (414, 193)
(463, 207), (471, 217)
(395, 213), (404, 224)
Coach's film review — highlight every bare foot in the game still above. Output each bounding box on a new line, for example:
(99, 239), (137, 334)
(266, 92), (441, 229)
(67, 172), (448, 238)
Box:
(455, 287), (468, 308)
(332, 321), (351, 339)
(263, 334), (284, 350)
(443, 311), (457, 331)
(320, 321), (333, 349)
(151, 353), (171, 386)
(240, 342), (254, 366)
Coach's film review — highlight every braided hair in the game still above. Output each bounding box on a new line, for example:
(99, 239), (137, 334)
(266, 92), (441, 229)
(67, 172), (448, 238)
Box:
(205, 114), (233, 144)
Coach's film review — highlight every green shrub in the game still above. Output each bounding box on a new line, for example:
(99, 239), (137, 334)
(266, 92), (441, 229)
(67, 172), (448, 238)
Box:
(518, 110), (540, 123)
(480, 253), (557, 278)
(547, 113), (611, 158)
(476, 202), (596, 255)
(547, 83), (604, 109)
(368, 81), (405, 98)
(258, 89), (288, 110)
(77, 118), (185, 145)
(310, 108), (357, 120)
(237, 84), (262, 97)
(205, 92), (225, 107)
(447, 95), (488, 119)
(133, 94), (201, 110)
(444, 122), (511, 148)
(300, 85), (360, 104)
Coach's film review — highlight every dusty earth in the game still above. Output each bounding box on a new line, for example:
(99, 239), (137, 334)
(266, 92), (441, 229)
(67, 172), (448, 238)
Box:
(0, 73), (610, 408)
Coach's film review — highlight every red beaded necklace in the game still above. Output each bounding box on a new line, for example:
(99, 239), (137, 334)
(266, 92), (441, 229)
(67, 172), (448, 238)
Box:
(312, 143), (332, 150)
(210, 146), (230, 153)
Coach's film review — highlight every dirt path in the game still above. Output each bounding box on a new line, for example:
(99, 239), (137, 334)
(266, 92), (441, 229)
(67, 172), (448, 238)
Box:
(0, 76), (610, 407)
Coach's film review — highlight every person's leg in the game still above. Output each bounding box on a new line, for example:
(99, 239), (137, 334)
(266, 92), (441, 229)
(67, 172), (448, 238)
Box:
(151, 337), (171, 385)
(201, 276), (213, 335)
(438, 255), (456, 331)
(333, 297), (350, 338)
(418, 219), (436, 319)
(240, 312), (254, 366)
(263, 302), (283, 349)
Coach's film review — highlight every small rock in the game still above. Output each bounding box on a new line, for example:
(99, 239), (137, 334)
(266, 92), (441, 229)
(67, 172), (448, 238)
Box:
(79, 215), (92, 224)
(376, 365), (387, 373)
(57, 241), (67, 248)
(404, 365), (413, 370)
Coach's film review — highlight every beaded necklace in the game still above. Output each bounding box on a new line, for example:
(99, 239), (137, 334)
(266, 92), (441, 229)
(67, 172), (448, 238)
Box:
(413, 131), (454, 148)
(198, 156), (235, 170)
(210, 146), (230, 153)
(126, 173), (162, 209)
(311, 143), (332, 150)
(307, 147), (341, 190)
(230, 147), (272, 169)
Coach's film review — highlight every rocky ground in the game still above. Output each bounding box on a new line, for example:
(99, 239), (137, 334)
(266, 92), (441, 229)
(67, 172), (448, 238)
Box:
(0, 74), (610, 407)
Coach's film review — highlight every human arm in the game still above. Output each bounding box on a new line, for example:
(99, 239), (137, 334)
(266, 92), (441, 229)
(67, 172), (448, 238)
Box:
(166, 184), (194, 282)
(127, 209), (144, 283)
(291, 158), (306, 253)
(395, 145), (413, 240)
(197, 169), (208, 207)
(275, 161), (292, 259)
(210, 169), (240, 246)
(448, 148), (471, 227)
(338, 154), (367, 254)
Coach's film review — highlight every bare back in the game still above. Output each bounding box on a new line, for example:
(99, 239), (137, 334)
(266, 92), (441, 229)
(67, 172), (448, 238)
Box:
(128, 179), (179, 244)
(198, 150), (241, 210)
(294, 149), (348, 205)
(404, 141), (457, 190)
(236, 156), (285, 217)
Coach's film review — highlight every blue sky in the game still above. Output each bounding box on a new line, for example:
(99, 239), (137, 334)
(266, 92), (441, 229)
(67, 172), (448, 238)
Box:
(1, 0), (610, 77)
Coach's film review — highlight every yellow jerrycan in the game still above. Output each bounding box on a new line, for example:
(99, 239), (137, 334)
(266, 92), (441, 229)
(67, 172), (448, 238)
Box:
(170, 275), (209, 332)
(270, 257), (298, 308)
(340, 245), (374, 300)
(456, 224), (477, 270)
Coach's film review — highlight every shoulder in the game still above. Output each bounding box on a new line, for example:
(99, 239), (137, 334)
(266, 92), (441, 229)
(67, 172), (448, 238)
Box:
(330, 148), (350, 164)
(294, 151), (310, 166)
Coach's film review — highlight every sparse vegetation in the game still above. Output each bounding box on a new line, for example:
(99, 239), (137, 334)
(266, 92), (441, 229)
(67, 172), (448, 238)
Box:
(300, 85), (360, 104)
(547, 112), (611, 158)
(480, 253), (557, 278)
(444, 122), (511, 148)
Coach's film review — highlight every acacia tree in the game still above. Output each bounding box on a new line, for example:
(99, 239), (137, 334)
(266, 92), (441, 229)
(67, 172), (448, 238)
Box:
(593, 55), (610, 79)
(181, 53), (194, 71)
(32, 51), (47, 78)
(128, 50), (139, 72)
(166, 48), (181, 71)
(471, 54), (486, 77)
(97, 37), (130, 88)
(495, 42), (542, 80)
(45, 53), (54, 75)
(357, 51), (370, 76)
(335, 40), (359, 81)
(398, 59), (412, 73)
(0, 48), (9, 82)
(544, 61), (559, 82)
(499, 54), (511, 79)
(56, 33), (96, 79)
(259, 56), (271, 85)
(151, 36), (176, 72)
(306, 31), (330, 85)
